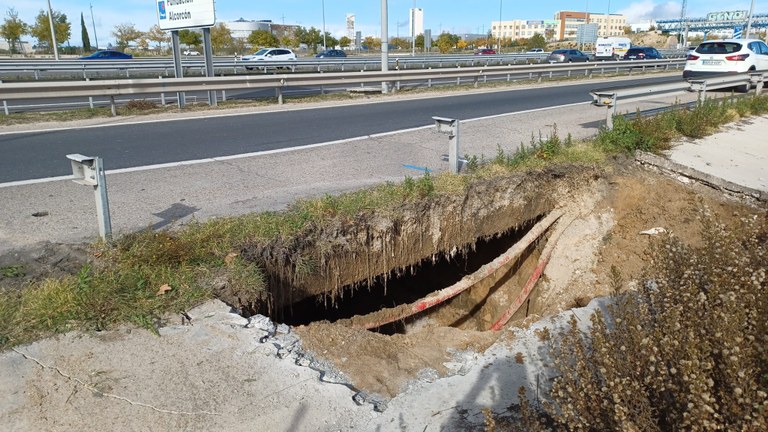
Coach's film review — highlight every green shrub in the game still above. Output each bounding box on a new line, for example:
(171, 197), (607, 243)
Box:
(518, 210), (768, 430)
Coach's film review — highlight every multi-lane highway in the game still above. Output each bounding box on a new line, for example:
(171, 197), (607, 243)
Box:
(0, 75), (681, 184)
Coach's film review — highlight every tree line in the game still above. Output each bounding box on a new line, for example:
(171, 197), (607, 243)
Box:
(1, 6), (549, 57)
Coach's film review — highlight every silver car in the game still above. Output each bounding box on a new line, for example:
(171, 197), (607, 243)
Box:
(547, 49), (590, 63)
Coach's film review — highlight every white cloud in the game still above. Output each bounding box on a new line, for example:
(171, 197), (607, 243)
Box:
(617, 1), (682, 24)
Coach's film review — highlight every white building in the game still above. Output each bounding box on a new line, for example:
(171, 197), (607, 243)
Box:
(410, 8), (424, 38)
(492, 20), (560, 41)
(226, 18), (271, 39)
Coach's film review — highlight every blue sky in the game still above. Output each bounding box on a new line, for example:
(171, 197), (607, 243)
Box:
(8, 1), (765, 46)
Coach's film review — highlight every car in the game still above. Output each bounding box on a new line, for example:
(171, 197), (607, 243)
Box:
(685, 45), (698, 57)
(683, 39), (768, 86)
(315, 49), (347, 58)
(183, 49), (201, 56)
(241, 48), (297, 70)
(79, 50), (133, 60)
(546, 49), (590, 63)
(623, 47), (663, 60)
(527, 48), (544, 53)
(474, 48), (496, 55)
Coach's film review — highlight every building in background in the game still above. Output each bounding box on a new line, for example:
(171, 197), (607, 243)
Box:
(346, 14), (355, 47)
(588, 13), (628, 37)
(410, 8), (424, 39)
(553, 11), (627, 40)
(226, 18), (299, 41)
(491, 19), (560, 41)
(227, 18), (271, 39)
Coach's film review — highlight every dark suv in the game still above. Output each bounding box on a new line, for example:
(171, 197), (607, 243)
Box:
(623, 47), (663, 60)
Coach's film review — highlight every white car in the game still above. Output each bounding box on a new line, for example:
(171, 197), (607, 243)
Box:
(683, 39), (768, 81)
(241, 48), (297, 70)
(183, 50), (201, 56)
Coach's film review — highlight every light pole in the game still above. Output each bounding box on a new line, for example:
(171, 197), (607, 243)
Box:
(411, 0), (416, 56)
(381, 0), (389, 93)
(497, 0), (502, 52)
(90, 3), (98, 50)
(746, 0), (756, 39)
(581, 0), (590, 51)
(321, 0), (327, 49)
(46, 0), (59, 60)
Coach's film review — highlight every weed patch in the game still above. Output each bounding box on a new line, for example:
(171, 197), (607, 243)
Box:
(516, 210), (768, 430)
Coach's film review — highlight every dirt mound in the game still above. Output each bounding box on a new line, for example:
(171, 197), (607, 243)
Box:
(629, 31), (678, 49)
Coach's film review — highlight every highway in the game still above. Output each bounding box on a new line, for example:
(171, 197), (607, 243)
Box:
(0, 75), (682, 184)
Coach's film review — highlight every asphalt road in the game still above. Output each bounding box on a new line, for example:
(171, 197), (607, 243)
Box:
(0, 76), (682, 183)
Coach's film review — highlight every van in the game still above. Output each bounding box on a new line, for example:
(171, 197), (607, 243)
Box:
(594, 37), (631, 60)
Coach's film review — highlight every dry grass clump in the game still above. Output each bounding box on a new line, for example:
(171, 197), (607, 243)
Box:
(515, 209), (767, 430)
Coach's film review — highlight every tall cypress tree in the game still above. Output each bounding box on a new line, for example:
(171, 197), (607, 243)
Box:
(80, 12), (91, 52)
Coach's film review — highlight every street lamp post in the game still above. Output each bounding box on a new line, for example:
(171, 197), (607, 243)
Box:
(46, 0), (59, 60)
(411, 0), (416, 56)
(746, 0), (756, 38)
(322, 0), (327, 49)
(381, 0), (389, 93)
(497, 0), (502, 52)
(90, 3), (99, 50)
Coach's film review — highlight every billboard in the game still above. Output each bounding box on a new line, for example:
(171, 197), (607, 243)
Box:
(157, 0), (216, 31)
(706, 10), (748, 22)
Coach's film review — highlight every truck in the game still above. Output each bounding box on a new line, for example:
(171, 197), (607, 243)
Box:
(594, 37), (631, 60)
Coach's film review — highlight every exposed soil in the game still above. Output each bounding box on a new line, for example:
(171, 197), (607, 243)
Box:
(0, 242), (92, 291)
(292, 162), (763, 399)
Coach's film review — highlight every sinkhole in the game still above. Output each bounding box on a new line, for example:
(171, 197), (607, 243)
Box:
(271, 217), (545, 334)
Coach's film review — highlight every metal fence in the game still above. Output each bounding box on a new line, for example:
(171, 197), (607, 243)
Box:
(1, 59), (688, 115)
(590, 72), (766, 128)
(0, 50), (687, 80)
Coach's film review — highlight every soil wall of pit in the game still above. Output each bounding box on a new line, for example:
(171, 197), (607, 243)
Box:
(240, 165), (603, 313)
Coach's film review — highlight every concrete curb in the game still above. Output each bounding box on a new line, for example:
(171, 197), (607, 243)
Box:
(635, 151), (768, 203)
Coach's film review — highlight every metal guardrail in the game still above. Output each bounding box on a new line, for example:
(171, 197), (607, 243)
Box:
(1, 59), (687, 115)
(590, 72), (766, 128)
(0, 51), (688, 80)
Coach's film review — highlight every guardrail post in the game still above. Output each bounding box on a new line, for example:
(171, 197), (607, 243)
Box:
(158, 76), (165, 106)
(109, 96), (116, 117)
(87, 78), (94, 109)
(433, 116), (460, 173)
(66, 154), (112, 242)
(2, 100), (8, 116)
(750, 72), (764, 96)
(276, 87), (283, 105)
(591, 92), (618, 130)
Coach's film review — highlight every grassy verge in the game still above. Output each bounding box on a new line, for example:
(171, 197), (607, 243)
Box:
(1, 93), (768, 350)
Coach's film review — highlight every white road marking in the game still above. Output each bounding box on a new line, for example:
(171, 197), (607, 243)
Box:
(0, 101), (591, 188)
